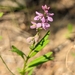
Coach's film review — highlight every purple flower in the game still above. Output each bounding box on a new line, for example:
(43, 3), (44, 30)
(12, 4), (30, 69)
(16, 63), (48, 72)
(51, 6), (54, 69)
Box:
(34, 11), (43, 20)
(36, 23), (42, 29)
(30, 21), (50, 30)
(30, 21), (36, 29)
(41, 17), (45, 22)
(42, 23), (50, 30)
(47, 16), (53, 22)
(41, 16), (53, 22)
(47, 13), (54, 16)
(30, 5), (54, 30)
(42, 5), (50, 13)
(30, 21), (42, 29)
(47, 13), (54, 21)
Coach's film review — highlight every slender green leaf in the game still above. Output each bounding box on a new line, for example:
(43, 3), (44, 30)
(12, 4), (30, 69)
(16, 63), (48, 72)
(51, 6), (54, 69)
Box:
(29, 31), (50, 57)
(11, 45), (25, 59)
(29, 40), (49, 57)
(27, 52), (53, 67)
(0, 12), (3, 17)
(25, 67), (35, 72)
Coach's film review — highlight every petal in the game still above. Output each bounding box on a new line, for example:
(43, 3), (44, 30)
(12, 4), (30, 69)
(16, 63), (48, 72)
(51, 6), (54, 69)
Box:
(42, 5), (45, 10)
(34, 16), (39, 20)
(30, 25), (36, 29)
(48, 13), (54, 16)
(36, 11), (43, 16)
(47, 16), (53, 22)
(45, 19), (48, 22)
(41, 17), (45, 22)
(42, 5), (50, 10)
(42, 23), (50, 30)
(46, 23), (50, 27)
(36, 23), (41, 28)
(42, 5), (47, 10)
(42, 23), (46, 30)
(45, 10), (48, 13)
(31, 21), (36, 25)
(44, 5), (47, 8)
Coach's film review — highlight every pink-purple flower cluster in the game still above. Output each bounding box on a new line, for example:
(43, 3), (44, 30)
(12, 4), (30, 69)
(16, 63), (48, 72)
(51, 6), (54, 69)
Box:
(30, 5), (54, 30)
(27, 5), (54, 45)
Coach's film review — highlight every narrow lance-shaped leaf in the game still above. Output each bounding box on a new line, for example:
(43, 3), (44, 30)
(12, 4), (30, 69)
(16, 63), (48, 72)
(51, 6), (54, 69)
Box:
(27, 52), (53, 68)
(29, 40), (49, 57)
(25, 67), (35, 72)
(11, 45), (25, 59)
(29, 31), (50, 57)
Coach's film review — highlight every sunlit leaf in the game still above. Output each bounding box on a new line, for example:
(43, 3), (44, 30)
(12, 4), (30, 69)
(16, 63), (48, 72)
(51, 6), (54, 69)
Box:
(11, 45), (25, 59)
(27, 52), (53, 67)
(25, 67), (35, 72)
(0, 12), (3, 17)
(29, 40), (49, 57)
(29, 31), (50, 57)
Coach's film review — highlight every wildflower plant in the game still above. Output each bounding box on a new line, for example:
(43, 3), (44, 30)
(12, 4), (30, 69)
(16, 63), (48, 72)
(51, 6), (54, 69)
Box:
(0, 5), (54, 75)
(66, 24), (73, 38)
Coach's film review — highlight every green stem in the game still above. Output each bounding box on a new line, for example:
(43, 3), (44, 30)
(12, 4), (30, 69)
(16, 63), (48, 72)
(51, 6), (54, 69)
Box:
(0, 54), (16, 75)
(22, 57), (29, 75)
(22, 49), (32, 75)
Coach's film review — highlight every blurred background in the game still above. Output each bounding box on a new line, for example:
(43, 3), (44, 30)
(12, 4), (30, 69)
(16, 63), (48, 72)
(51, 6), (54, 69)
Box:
(0, 0), (75, 75)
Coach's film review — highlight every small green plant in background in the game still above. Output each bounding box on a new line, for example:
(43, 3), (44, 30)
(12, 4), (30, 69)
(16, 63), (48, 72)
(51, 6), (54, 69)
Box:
(67, 24), (73, 33)
(0, 12), (3, 18)
(66, 23), (73, 38)
(0, 5), (54, 75)
(71, 52), (75, 58)
(66, 24), (75, 60)
(0, 12), (3, 40)
(0, 36), (2, 40)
